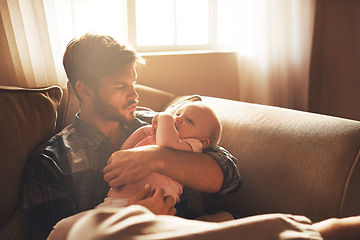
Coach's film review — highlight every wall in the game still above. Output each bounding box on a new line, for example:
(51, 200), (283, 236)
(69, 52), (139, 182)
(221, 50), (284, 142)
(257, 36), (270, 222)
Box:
(137, 51), (240, 101)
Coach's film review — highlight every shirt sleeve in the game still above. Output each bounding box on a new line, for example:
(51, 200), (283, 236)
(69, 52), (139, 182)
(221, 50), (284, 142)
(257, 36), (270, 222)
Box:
(204, 146), (241, 195)
(23, 147), (76, 240)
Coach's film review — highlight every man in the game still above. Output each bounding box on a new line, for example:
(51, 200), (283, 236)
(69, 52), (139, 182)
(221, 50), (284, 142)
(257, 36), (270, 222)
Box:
(22, 33), (241, 240)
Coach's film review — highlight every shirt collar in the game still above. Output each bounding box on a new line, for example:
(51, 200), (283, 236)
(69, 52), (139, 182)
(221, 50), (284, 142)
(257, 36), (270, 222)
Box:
(74, 113), (109, 151)
(123, 114), (149, 139)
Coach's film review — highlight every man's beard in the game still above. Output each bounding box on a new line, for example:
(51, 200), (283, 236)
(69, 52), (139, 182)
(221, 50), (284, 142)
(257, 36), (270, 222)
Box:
(93, 93), (136, 124)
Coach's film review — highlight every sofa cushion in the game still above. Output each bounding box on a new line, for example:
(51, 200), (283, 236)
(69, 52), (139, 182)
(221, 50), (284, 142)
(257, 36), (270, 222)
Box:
(0, 86), (62, 230)
(136, 84), (176, 112)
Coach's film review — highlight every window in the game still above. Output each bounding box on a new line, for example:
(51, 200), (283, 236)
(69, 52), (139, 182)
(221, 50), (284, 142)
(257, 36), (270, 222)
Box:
(132, 0), (210, 50)
(54, 0), (241, 52)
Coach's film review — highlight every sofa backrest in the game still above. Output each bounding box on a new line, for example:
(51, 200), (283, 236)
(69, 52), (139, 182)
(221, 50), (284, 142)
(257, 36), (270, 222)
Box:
(0, 86), (62, 231)
(201, 96), (360, 222)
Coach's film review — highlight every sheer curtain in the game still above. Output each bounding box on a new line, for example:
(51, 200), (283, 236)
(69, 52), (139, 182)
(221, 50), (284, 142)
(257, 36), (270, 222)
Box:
(0, 0), (67, 87)
(234, 0), (315, 110)
(0, 0), (127, 88)
(1, 0), (316, 106)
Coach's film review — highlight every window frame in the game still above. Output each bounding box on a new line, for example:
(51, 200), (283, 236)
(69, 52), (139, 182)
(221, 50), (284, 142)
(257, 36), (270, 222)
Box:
(126, 0), (223, 52)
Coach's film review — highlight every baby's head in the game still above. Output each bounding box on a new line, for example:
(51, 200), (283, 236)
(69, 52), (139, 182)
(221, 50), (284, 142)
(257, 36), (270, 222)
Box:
(174, 102), (222, 149)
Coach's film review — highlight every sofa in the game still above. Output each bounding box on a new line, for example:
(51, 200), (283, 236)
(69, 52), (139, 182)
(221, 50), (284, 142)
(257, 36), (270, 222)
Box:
(0, 83), (359, 239)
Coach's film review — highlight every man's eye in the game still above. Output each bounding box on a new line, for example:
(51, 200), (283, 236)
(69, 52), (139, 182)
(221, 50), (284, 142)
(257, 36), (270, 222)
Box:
(115, 85), (125, 90)
(117, 82), (136, 89)
(186, 119), (194, 125)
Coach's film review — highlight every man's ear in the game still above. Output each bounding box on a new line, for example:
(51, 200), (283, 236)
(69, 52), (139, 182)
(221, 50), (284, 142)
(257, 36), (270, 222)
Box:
(76, 81), (94, 102)
(201, 138), (210, 149)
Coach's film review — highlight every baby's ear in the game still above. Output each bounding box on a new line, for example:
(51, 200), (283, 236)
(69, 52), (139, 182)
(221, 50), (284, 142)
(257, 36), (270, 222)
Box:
(201, 138), (210, 149)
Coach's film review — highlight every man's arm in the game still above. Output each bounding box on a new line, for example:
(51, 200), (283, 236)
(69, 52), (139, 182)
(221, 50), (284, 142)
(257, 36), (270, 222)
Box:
(104, 145), (224, 193)
(68, 210), (327, 240)
(23, 152), (76, 240)
(313, 216), (360, 240)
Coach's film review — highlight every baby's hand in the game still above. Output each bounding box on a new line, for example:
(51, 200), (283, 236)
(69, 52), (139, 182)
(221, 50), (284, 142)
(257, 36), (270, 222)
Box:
(152, 113), (160, 130)
(143, 125), (156, 138)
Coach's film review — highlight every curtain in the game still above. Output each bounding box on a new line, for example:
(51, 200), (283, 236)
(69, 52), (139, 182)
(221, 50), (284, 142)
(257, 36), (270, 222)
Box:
(309, 0), (360, 122)
(0, 0), (67, 88)
(235, 0), (315, 111)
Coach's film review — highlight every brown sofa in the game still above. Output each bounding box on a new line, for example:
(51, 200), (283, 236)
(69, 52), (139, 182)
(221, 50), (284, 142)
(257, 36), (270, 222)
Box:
(0, 84), (359, 239)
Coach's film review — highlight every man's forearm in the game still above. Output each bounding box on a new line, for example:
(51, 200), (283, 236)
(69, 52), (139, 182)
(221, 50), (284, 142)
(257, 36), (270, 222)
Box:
(155, 147), (224, 193)
(104, 145), (228, 192)
(68, 208), (324, 240)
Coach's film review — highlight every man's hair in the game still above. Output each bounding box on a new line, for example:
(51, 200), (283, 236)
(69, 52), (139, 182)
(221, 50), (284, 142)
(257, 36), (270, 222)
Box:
(63, 33), (145, 100)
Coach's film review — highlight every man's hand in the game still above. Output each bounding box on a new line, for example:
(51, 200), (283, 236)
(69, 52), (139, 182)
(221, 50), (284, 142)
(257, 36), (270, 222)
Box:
(104, 146), (161, 188)
(127, 184), (176, 215)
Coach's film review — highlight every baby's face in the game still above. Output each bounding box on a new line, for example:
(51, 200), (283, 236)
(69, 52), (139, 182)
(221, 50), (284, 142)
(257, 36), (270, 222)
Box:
(173, 103), (215, 143)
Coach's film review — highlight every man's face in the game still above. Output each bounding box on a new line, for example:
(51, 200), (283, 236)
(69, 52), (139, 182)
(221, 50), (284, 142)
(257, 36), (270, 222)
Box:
(92, 67), (139, 123)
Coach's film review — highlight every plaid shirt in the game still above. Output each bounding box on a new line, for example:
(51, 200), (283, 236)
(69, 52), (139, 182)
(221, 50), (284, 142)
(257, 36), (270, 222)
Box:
(23, 111), (241, 240)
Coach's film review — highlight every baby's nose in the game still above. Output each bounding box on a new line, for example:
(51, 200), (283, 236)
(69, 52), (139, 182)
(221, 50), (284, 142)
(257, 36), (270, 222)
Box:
(174, 116), (182, 124)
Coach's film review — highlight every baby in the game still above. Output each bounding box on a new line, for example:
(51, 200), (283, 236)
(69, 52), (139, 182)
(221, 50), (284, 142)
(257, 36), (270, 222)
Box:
(102, 101), (222, 207)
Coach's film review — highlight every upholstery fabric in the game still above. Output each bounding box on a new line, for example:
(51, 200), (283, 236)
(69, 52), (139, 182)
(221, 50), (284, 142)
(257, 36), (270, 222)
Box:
(0, 86), (62, 230)
(0, 207), (25, 240)
(136, 84), (176, 112)
(201, 96), (360, 222)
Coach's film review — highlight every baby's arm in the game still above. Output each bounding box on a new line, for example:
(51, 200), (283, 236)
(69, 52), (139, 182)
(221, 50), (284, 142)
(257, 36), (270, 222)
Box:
(121, 125), (154, 150)
(156, 112), (193, 152)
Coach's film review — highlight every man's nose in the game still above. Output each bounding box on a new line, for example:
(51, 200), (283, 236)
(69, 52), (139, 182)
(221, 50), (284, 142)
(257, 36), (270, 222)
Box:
(129, 85), (139, 101)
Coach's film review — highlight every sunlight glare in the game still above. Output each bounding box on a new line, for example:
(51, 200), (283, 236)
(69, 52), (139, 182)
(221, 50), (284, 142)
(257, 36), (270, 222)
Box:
(176, 0), (209, 45)
(135, 0), (175, 46)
